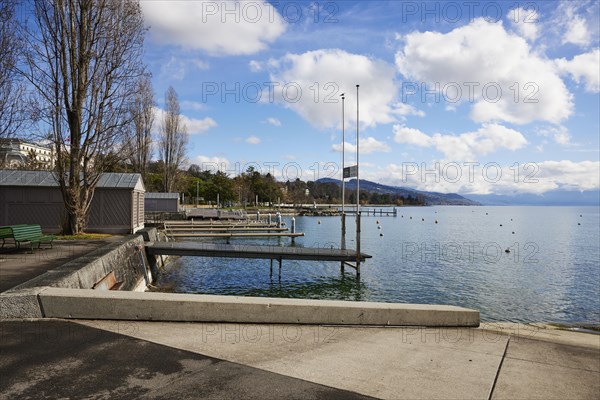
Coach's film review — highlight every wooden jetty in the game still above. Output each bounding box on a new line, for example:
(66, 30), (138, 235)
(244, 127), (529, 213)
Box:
(145, 242), (371, 277)
(167, 232), (304, 239)
(344, 208), (397, 217)
(165, 227), (289, 233)
(165, 221), (281, 228)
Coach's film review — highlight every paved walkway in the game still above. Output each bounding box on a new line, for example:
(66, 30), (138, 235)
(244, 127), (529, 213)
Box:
(0, 319), (372, 400)
(1, 319), (598, 399)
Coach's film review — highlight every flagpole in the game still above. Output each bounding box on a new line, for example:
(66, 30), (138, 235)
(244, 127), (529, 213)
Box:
(340, 93), (346, 255)
(356, 84), (361, 276)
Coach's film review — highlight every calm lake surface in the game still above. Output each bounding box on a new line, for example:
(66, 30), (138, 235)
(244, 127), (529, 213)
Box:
(156, 206), (600, 324)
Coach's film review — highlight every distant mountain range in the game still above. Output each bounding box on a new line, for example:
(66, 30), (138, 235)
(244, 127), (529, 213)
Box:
(463, 190), (600, 206)
(316, 178), (600, 206)
(316, 178), (480, 206)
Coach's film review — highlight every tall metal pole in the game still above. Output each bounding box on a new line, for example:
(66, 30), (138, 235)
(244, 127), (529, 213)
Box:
(341, 94), (346, 256)
(356, 84), (361, 276)
(196, 180), (199, 208)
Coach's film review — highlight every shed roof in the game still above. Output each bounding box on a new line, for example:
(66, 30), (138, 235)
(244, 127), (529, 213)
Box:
(0, 170), (145, 191)
(145, 192), (180, 199)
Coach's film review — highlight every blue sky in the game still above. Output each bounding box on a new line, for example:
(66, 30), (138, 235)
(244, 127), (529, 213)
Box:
(141, 0), (599, 195)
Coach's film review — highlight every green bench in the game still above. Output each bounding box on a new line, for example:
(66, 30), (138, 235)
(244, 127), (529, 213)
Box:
(0, 224), (56, 252)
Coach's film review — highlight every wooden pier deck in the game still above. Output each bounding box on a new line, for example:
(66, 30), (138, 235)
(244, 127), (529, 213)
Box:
(166, 232), (305, 239)
(165, 227), (289, 233)
(145, 242), (371, 262)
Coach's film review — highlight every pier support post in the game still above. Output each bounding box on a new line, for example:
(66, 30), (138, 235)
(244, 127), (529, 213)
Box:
(356, 211), (361, 277)
(341, 212), (346, 272)
(278, 257), (282, 280)
(270, 259), (273, 278)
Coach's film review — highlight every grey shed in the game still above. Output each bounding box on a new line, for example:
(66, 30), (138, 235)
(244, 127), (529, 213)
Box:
(0, 170), (145, 234)
(144, 192), (180, 212)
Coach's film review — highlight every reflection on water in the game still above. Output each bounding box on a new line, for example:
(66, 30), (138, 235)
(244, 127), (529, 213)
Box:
(156, 206), (600, 324)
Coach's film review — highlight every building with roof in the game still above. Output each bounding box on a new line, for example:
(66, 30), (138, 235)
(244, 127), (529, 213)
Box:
(0, 138), (54, 169)
(144, 192), (180, 212)
(0, 170), (145, 234)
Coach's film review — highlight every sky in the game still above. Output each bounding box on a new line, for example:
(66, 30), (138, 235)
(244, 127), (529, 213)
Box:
(140, 0), (600, 196)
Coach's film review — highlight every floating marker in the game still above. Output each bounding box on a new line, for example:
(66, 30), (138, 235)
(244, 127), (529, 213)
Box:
(435, 220), (438, 224)
(380, 233), (384, 237)
(512, 231), (515, 234)
(505, 248), (511, 253)
(377, 225), (381, 230)
(500, 224), (503, 227)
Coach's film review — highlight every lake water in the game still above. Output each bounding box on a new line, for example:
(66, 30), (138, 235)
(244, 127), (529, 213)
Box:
(155, 206), (600, 324)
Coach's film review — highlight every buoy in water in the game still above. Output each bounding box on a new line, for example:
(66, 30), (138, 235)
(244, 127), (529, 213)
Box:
(512, 231), (515, 234)
(578, 222), (581, 225)
(380, 233), (384, 237)
(422, 218), (424, 221)
(377, 225), (381, 230)
(318, 220), (321, 224)
(376, 220), (380, 224)
(505, 248), (511, 253)
(500, 224), (503, 227)
(486, 212), (488, 215)
(410, 216), (412, 219)
(435, 220), (438, 224)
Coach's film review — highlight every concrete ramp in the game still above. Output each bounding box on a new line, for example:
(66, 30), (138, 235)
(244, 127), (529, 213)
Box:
(37, 287), (479, 327)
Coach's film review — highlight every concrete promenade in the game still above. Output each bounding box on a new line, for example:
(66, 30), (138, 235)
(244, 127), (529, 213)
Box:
(1, 319), (598, 399)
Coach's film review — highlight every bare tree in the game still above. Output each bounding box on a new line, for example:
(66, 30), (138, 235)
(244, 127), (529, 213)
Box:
(126, 75), (154, 181)
(0, 0), (25, 138)
(158, 87), (188, 193)
(21, 0), (147, 234)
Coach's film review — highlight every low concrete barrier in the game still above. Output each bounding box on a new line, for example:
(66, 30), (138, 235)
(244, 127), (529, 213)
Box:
(38, 287), (480, 327)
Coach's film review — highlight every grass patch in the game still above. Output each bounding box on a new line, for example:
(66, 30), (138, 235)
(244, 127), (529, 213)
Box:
(55, 233), (113, 241)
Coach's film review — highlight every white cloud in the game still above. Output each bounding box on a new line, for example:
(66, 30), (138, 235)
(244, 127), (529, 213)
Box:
(142, 1), (286, 55)
(536, 125), (572, 145)
(267, 49), (414, 129)
(393, 123), (528, 161)
(265, 117), (281, 126)
(555, 49), (600, 92)
(181, 100), (207, 112)
(154, 107), (217, 135)
(183, 115), (217, 135)
(193, 155), (230, 172)
(365, 160), (600, 195)
(563, 14), (590, 47)
(551, 1), (598, 48)
(249, 60), (263, 72)
(245, 136), (261, 145)
(508, 7), (539, 41)
(395, 18), (573, 125)
(392, 126), (431, 147)
(332, 137), (391, 154)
